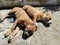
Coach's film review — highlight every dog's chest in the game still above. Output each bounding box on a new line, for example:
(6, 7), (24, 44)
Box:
(18, 20), (27, 26)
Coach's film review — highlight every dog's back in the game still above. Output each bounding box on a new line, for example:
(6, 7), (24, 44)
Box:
(14, 8), (34, 25)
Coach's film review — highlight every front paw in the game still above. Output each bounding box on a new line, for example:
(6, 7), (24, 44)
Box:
(4, 30), (12, 38)
(8, 38), (12, 43)
(4, 33), (9, 38)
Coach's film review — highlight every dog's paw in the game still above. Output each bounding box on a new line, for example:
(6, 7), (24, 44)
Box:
(4, 30), (12, 38)
(8, 38), (12, 43)
(0, 16), (3, 22)
(4, 34), (8, 38)
(4, 32), (10, 38)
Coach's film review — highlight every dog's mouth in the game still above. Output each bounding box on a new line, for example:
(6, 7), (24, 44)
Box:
(23, 30), (33, 37)
(44, 20), (52, 24)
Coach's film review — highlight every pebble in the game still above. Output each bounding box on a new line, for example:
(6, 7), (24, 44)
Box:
(10, 18), (14, 23)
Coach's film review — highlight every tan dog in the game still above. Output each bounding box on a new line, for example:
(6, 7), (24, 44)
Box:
(23, 5), (52, 24)
(0, 7), (37, 42)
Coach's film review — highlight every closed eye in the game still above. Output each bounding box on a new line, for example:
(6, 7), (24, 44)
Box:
(28, 30), (32, 33)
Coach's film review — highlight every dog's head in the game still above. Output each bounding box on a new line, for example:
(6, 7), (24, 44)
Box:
(42, 13), (52, 24)
(23, 24), (37, 37)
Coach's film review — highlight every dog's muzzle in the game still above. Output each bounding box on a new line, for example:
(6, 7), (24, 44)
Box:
(48, 20), (52, 23)
(23, 31), (29, 37)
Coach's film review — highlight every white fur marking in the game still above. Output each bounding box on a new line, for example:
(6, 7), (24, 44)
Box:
(35, 22), (38, 25)
(49, 20), (52, 23)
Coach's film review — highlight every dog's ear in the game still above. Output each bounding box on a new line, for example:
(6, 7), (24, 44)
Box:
(34, 25), (37, 31)
(31, 24), (37, 31)
(46, 13), (50, 16)
(45, 12), (52, 16)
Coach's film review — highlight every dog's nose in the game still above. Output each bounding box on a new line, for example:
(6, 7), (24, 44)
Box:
(50, 18), (52, 20)
(23, 31), (29, 37)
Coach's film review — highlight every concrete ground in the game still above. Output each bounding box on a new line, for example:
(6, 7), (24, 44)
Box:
(0, 7), (60, 45)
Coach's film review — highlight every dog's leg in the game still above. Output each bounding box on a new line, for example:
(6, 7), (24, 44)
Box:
(0, 7), (18, 22)
(32, 15), (37, 22)
(4, 19), (18, 37)
(9, 7), (20, 13)
(32, 15), (38, 26)
(0, 7), (20, 22)
(8, 26), (20, 43)
(0, 14), (9, 22)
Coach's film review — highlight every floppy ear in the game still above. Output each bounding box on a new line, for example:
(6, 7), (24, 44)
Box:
(33, 24), (37, 31)
(46, 13), (52, 19)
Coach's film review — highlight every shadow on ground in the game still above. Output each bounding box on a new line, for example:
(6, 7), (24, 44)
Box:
(44, 6), (60, 13)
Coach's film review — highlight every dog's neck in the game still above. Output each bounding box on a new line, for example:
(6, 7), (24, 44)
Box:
(29, 22), (37, 30)
(29, 22), (37, 26)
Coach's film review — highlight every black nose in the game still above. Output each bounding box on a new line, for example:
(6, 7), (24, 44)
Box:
(50, 18), (51, 20)
(22, 32), (29, 39)
(24, 31), (29, 37)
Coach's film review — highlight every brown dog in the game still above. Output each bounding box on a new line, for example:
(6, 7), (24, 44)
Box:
(23, 5), (52, 24)
(0, 7), (37, 42)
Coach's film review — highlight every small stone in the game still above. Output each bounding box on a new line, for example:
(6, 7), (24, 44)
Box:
(10, 18), (14, 23)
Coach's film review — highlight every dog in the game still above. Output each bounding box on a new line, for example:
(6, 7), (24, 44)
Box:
(0, 7), (37, 42)
(23, 5), (52, 24)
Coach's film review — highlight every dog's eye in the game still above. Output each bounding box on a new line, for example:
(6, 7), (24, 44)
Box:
(45, 17), (49, 21)
(28, 30), (33, 36)
(28, 30), (32, 33)
(46, 20), (49, 22)
(28, 30), (33, 34)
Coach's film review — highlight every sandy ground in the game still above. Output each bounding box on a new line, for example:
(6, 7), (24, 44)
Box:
(0, 7), (60, 45)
